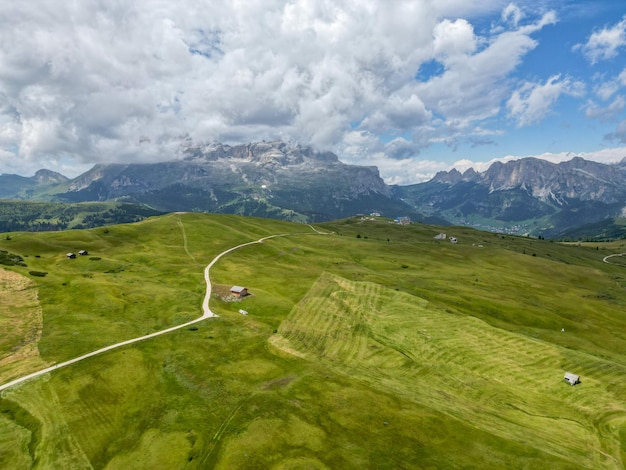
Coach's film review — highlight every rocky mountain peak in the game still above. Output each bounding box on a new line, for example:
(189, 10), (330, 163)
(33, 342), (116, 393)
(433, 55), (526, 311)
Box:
(462, 168), (477, 179)
(482, 158), (553, 192)
(33, 169), (69, 184)
(432, 168), (463, 184)
(183, 140), (339, 166)
(426, 155), (626, 207)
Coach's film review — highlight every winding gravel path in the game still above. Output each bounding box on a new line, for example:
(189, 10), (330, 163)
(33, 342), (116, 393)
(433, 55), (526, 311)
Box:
(602, 253), (626, 265)
(0, 230), (322, 392)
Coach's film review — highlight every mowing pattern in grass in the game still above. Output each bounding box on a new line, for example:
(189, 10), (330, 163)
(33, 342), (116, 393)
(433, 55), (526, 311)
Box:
(0, 269), (49, 384)
(0, 381), (91, 469)
(271, 273), (626, 469)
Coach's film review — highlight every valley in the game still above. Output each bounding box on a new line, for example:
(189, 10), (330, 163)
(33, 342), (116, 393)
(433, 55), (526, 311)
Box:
(1, 213), (626, 468)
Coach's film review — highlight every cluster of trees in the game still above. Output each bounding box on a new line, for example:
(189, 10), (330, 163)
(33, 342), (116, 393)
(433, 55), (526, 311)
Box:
(0, 250), (26, 266)
(73, 205), (162, 229)
(0, 201), (163, 233)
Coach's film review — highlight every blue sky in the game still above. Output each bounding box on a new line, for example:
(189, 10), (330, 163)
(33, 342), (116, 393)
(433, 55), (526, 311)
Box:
(0, 1), (626, 183)
(450, 1), (626, 159)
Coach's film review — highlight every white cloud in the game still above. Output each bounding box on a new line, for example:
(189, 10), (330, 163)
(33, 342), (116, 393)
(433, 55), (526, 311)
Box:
(605, 120), (626, 144)
(595, 80), (620, 101)
(359, 94), (431, 133)
(501, 3), (524, 27)
(0, 0), (605, 184)
(507, 75), (584, 127)
(376, 156), (451, 186)
(452, 156), (518, 173)
(413, 10), (556, 126)
(433, 19), (477, 62)
(576, 16), (626, 64)
(586, 95), (626, 121)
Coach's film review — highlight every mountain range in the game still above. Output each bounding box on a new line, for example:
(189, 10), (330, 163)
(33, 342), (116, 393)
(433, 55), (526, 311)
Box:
(396, 156), (626, 238)
(2, 141), (626, 238)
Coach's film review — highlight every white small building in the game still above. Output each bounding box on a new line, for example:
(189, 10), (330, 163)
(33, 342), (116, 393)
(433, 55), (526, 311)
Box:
(450, 237), (458, 243)
(564, 372), (580, 386)
(238, 309), (248, 315)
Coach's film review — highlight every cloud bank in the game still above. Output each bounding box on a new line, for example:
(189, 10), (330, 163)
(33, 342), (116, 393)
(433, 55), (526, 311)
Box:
(0, 1), (625, 183)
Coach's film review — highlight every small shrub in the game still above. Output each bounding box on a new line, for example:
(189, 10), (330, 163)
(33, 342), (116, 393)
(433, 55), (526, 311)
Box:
(29, 271), (48, 277)
(89, 257), (102, 261)
(105, 267), (125, 273)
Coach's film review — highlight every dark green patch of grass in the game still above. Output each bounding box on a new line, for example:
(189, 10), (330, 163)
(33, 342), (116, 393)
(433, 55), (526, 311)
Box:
(0, 399), (41, 460)
(0, 250), (26, 267)
(28, 271), (47, 277)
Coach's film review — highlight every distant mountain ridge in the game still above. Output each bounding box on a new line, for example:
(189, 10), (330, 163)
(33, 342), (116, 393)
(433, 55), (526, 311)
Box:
(2, 141), (626, 238)
(431, 157), (626, 204)
(1, 141), (428, 224)
(397, 155), (626, 238)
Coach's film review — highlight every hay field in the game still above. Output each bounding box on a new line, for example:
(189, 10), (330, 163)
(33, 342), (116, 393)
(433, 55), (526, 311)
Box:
(271, 273), (626, 468)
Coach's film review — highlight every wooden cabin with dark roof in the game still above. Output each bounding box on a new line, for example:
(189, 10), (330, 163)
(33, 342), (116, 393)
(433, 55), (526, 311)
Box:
(230, 286), (249, 297)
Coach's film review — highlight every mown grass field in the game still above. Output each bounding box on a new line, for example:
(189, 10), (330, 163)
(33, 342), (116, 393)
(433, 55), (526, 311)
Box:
(1, 213), (626, 469)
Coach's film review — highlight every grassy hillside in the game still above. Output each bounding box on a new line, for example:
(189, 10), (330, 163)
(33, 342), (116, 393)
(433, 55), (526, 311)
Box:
(1, 214), (625, 468)
(0, 200), (164, 232)
(271, 273), (626, 468)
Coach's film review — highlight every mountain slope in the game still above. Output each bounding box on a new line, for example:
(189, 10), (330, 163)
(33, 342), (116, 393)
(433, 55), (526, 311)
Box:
(396, 156), (626, 237)
(6, 141), (430, 223)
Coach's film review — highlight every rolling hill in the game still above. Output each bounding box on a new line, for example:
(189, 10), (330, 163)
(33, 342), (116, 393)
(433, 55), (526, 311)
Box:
(0, 213), (625, 468)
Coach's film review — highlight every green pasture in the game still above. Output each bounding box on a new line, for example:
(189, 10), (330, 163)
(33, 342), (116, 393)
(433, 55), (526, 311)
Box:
(1, 213), (626, 468)
(271, 273), (626, 469)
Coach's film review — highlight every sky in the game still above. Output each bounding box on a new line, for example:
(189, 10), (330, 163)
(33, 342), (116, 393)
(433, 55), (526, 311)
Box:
(1, 0), (626, 184)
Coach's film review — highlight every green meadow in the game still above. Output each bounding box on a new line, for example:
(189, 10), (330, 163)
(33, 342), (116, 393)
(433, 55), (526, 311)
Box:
(1, 213), (626, 469)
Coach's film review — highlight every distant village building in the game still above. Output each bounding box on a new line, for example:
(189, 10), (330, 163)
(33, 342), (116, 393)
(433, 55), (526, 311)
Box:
(394, 216), (411, 225)
(450, 237), (458, 244)
(230, 286), (249, 297)
(564, 372), (580, 386)
(66, 253), (76, 259)
(78, 250), (89, 256)
(370, 212), (381, 217)
(434, 233), (447, 240)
